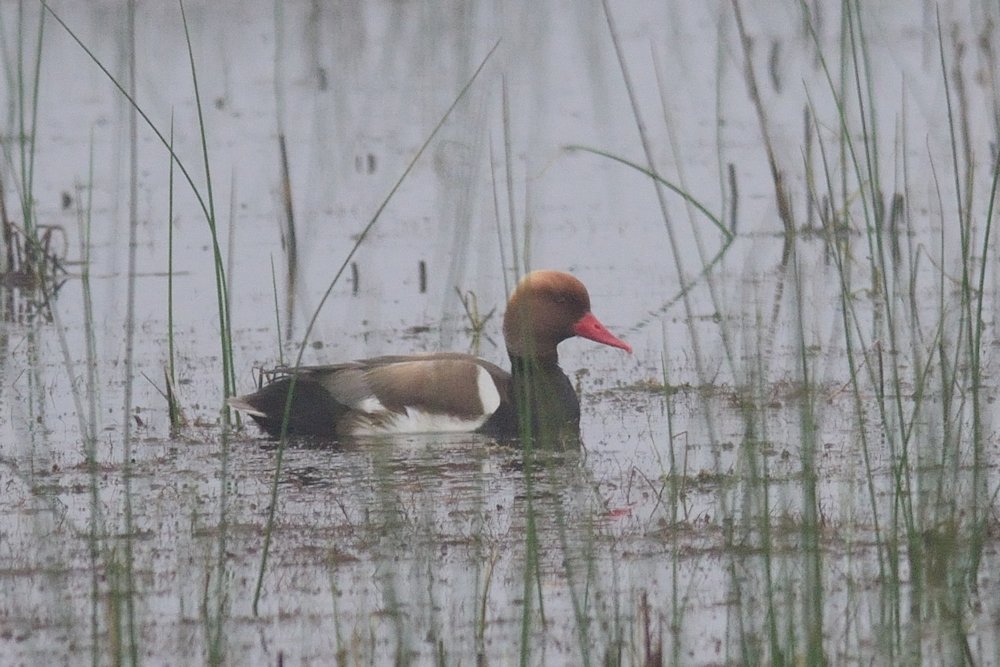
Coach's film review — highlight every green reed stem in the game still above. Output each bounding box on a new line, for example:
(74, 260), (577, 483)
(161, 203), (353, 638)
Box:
(251, 40), (500, 615)
(43, 0), (234, 406)
(179, 0), (235, 407)
(16, 0), (43, 245)
(167, 114), (181, 428)
(118, 0), (140, 661)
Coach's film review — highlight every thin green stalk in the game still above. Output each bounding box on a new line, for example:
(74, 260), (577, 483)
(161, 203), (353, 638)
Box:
(269, 255), (285, 366)
(370, 452), (409, 663)
(43, 1), (235, 405)
(793, 252), (824, 665)
(731, 0), (794, 234)
(209, 274), (232, 667)
(167, 113), (181, 428)
(800, 0), (901, 581)
(251, 40), (500, 615)
(736, 301), (783, 664)
(935, 6), (989, 596)
(844, 11), (920, 636)
(25, 0), (42, 235)
(54, 130), (102, 667)
(602, 6), (749, 662)
(327, 561), (347, 667)
(844, 1), (912, 513)
(564, 145), (729, 240)
(658, 342), (685, 663)
(475, 549), (498, 662)
(805, 91), (886, 585)
(935, 0), (969, 516)
(0, 8), (16, 128)
(178, 0), (235, 407)
(517, 393), (539, 667)
(928, 35), (986, 651)
(652, 40), (738, 379)
(489, 139), (511, 296)
(715, 12), (730, 229)
(15, 2), (38, 234)
(966, 99), (1000, 586)
(551, 480), (594, 667)
(510, 308), (555, 665)
(502, 76), (519, 281)
(83, 136), (100, 667)
(927, 154), (955, 521)
(118, 0), (140, 661)
(599, 0), (727, 506)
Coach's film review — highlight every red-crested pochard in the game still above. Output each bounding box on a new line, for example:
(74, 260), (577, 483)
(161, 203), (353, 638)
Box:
(228, 270), (631, 441)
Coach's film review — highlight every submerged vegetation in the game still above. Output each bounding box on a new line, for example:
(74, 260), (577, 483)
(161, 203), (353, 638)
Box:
(0, 1), (998, 665)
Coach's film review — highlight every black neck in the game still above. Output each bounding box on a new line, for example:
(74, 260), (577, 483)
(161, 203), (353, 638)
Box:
(508, 353), (581, 447)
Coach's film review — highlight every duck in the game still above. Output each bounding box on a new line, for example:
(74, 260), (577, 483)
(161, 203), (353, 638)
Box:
(228, 270), (631, 442)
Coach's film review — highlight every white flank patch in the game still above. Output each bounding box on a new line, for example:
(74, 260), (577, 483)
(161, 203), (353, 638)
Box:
(227, 397), (266, 418)
(349, 366), (502, 436)
(356, 396), (388, 414)
(475, 365), (502, 415)
(388, 409), (490, 434)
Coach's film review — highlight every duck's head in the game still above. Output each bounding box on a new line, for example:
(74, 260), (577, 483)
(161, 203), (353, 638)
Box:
(502, 270), (632, 361)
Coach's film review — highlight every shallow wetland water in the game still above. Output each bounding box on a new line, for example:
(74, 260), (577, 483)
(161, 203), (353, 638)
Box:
(2, 1), (1000, 665)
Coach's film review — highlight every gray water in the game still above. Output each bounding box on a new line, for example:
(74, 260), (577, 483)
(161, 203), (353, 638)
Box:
(1, 1), (998, 664)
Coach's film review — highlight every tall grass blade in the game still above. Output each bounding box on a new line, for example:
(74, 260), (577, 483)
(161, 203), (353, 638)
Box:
(118, 0), (140, 660)
(178, 0), (235, 408)
(564, 145), (730, 239)
(166, 113), (184, 429)
(251, 39), (501, 614)
(20, 1), (43, 239)
(43, 0), (235, 406)
(730, 0), (794, 234)
(278, 134), (297, 341)
(502, 76), (520, 280)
